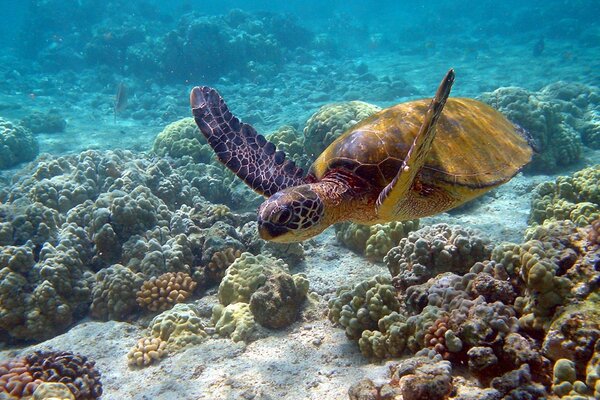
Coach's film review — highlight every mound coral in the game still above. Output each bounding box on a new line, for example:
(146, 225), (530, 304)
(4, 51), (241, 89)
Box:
(479, 82), (599, 171)
(20, 110), (67, 134)
(336, 220), (419, 261)
(90, 264), (144, 320)
(303, 100), (381, 159)
(267, 125), (311, 172)
(212, 302), (256, 342)
(136, 271), (197, 312)
(530, 164), (600, 227)
(148, 303), (208, 350)
(0, 117), (39, 169)
(385, 224), (491, 288)
(152, 117), (214, 164)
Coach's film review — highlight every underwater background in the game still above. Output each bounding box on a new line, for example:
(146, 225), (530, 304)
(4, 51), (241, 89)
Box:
(0, 0), (598, 399)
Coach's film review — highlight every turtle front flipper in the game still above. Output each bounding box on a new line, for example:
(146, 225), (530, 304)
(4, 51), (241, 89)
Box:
(191, 86), (306, 197)
(376, 69), (455, 220)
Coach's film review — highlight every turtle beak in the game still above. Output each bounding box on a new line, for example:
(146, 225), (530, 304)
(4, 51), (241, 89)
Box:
(257, 220), (289, 242)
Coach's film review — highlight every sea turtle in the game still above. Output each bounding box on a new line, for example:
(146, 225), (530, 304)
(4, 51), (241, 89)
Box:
(190, 69), (534, 243)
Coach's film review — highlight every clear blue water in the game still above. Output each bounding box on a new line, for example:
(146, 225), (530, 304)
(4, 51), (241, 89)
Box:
(0, 2), (599, 398)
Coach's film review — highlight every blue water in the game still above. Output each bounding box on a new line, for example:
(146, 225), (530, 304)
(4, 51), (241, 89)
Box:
(0, 2), (599, 398)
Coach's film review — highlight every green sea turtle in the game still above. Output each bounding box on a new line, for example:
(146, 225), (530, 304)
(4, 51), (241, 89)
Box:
(190, 69), (534, 243)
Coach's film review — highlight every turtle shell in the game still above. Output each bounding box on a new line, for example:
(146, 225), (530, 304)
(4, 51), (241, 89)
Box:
(309, 98), (533, 190)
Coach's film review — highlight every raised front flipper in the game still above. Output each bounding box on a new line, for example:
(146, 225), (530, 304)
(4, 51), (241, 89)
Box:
(376, 69), (455, 220)
(191, 86), (306, 197)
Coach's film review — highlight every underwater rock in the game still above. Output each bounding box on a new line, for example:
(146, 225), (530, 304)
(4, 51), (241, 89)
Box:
(0, 117), (39, 169)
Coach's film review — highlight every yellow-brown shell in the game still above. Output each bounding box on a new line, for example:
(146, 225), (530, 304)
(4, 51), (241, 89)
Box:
(310, 98), (533, 190)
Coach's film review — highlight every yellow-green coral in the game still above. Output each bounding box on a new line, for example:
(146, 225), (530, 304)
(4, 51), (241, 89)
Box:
(217, 252), (288, 306)
(148, 303), (207, 350)
(336, 220), (419, 260)
(530, 165), (600, 227)
(328, 275), (400, 340)
(303, 101), (381, 158)
(127, 337), (168, 367)
(152, 117), (214, 163)
(267, 125), (311, 171)
(212, 302), (255, 342)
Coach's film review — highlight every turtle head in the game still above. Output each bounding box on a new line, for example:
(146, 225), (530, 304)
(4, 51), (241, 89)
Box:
(257, 184), (327, 243)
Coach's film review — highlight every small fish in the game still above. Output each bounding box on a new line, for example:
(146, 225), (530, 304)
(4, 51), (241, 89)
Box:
(114, 82), (128, 123)
(533, 38), (544, 57)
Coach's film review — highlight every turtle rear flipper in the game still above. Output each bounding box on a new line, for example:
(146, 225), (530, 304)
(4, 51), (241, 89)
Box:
(191, 86), (306, 197)
(376, 69), (455, 219)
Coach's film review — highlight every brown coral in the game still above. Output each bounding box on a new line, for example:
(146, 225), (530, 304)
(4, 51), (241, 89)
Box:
(136, 271), (197, 312)
(206, 248), (242, 284)
(424, 316), (450, 359)
(25, 350), (101, 400)
(0, 358), (43, 398)
(127, 337), (168, 367)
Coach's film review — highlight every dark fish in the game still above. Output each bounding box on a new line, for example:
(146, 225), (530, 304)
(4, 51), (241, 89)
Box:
(533, 38), (544, 57)
(114, 82), (128, 123)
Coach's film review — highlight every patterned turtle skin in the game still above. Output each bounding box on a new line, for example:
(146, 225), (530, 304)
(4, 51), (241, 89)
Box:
(191, 70), (534, 243)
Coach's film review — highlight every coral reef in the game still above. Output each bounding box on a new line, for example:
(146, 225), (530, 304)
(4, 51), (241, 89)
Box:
(136, 271), (197, 312)
(217, 252), (289, 306)
(530, 164), (600, 227)
(33, 382), (75, 400)
(148, 303), (208, 350)
(0, 351), (101, 400)
(335, 220), (419, 261)
(127, 337), (168, 368)
(0, 117), (39, 169)
(479, 82), (600, 171)
(385, 224), (491, 288)
(302, 101), (381, 159)
(0, 147), (267, 341)
(152, 118), (214, 164)
(212, 302), (256, 342)
(267, 125), (312, 172)
(90, 264), (144, 320)
(249, 273), (309, 329)
(20, 110), (67, 134)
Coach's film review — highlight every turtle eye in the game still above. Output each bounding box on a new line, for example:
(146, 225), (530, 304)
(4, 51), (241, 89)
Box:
(272, 207), (292, 225)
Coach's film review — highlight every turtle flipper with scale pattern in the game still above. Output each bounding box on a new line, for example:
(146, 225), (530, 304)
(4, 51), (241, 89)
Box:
(190, 86), (306, 197)
(191, 69), (534, 243)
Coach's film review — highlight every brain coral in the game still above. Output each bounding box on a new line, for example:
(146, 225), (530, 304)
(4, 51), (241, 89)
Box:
(149, 303), (208, 350)
(530, 164), (600, 227)
(0, 117), (39, 169)
(303, 100), (381, 159)
(0, 350), (104, 400)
